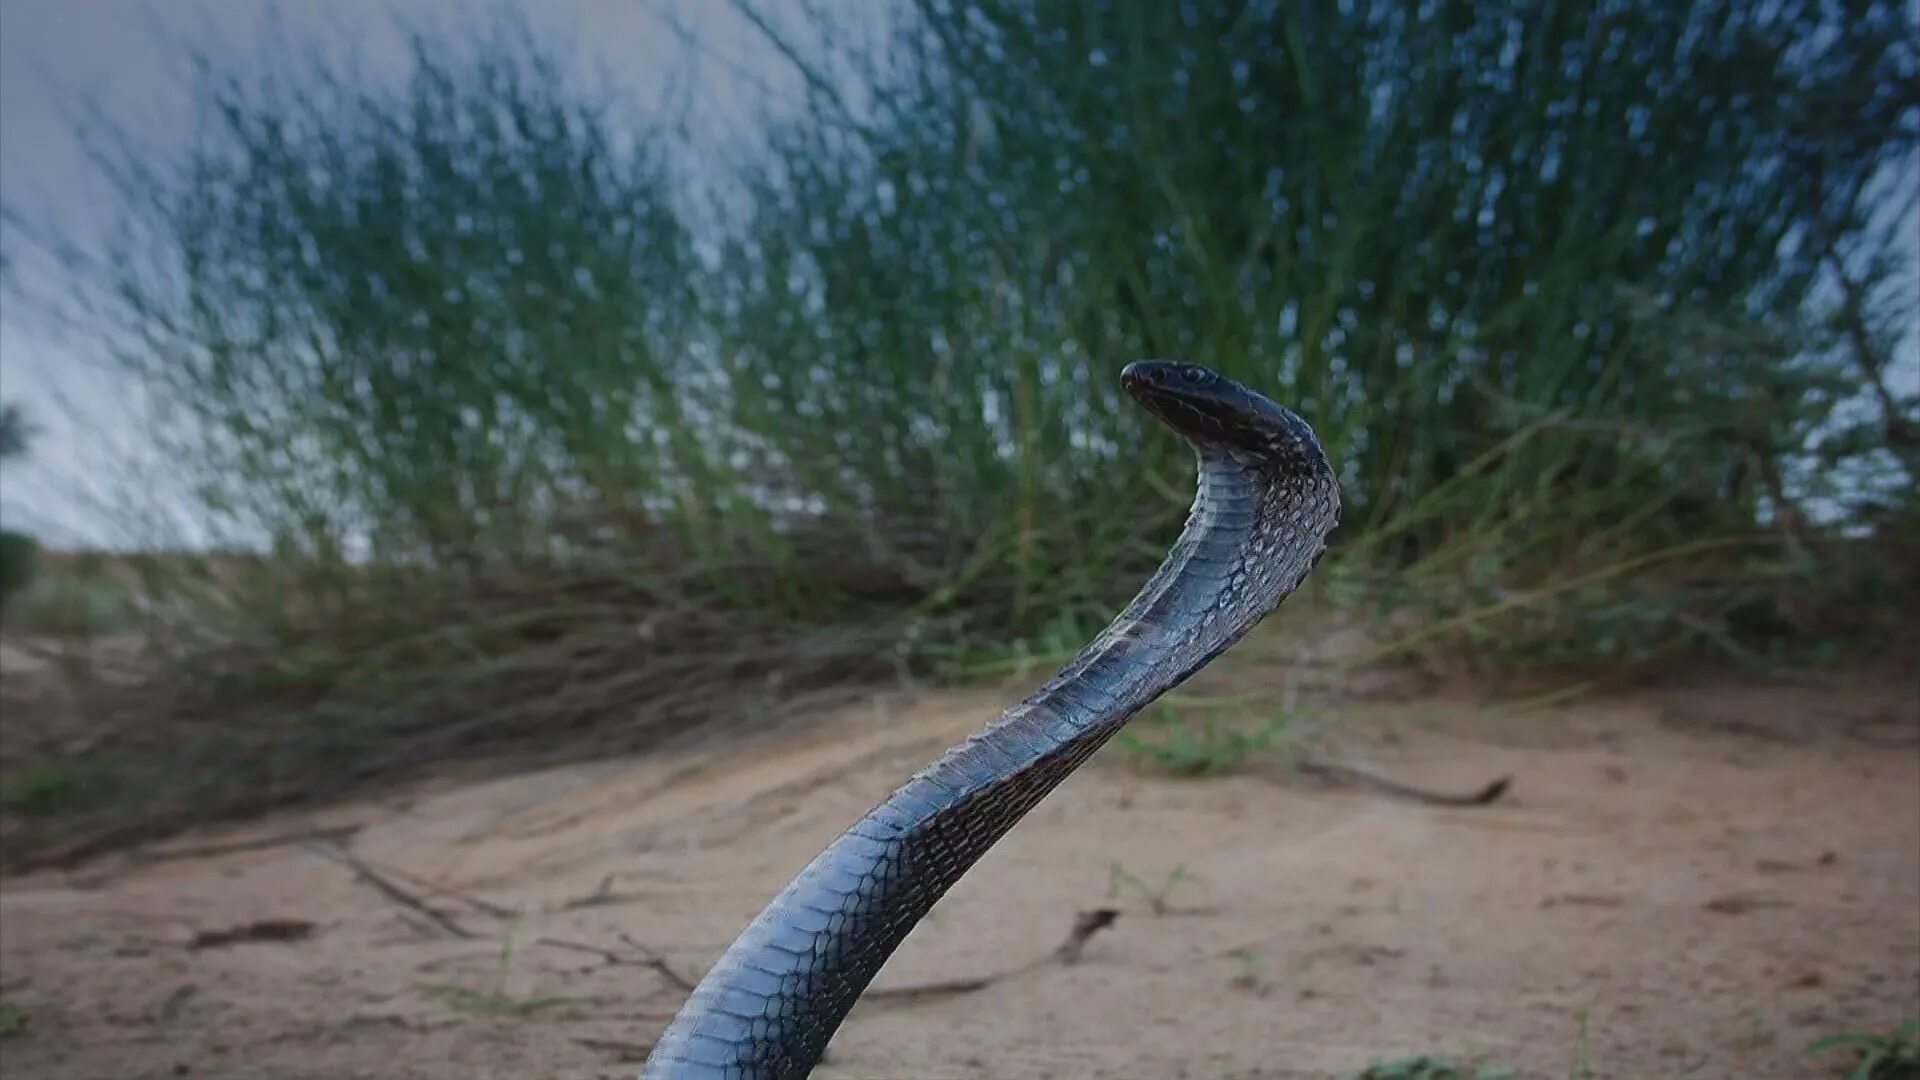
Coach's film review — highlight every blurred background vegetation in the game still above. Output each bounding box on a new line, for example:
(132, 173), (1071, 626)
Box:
(0, 0), (1915, 863)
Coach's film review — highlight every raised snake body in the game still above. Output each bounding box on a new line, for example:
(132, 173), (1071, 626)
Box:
(641, 361), (1341, 1078)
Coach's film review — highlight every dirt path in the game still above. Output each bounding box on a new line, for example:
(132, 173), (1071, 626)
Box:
(1, 671), (1915, 1079)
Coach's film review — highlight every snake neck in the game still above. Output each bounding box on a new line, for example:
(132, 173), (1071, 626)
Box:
(642, 446), (1337, 1080)
(1030, 449), (1306, 721)
(872, 451), (1293, 839)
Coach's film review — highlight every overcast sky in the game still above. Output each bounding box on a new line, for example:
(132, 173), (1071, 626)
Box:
(0, 0), (801, 545)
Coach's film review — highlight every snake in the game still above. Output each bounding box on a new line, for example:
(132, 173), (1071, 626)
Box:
(640, 360), (1341, 1079)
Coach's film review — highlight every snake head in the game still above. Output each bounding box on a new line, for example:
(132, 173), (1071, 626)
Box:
(1121, 360), (1331, 479)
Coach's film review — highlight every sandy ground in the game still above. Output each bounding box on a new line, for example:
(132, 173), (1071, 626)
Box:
(1, 661), (1916, 1079)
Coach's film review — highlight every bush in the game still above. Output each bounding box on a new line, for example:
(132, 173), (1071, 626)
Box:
(0, 530), (37, 613)
(2, 2), (1913, 860)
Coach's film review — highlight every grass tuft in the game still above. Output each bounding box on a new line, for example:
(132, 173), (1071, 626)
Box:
(1808, 1019), (1920, 1080)
(1118, 703), (1297, 777)
(1340, 1056), (1513, 1080)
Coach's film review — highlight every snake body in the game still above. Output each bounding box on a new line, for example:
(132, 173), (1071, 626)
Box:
(640, 361), (1340, 1079)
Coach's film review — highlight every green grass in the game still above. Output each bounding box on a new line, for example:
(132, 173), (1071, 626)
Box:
(0, 571), (144, 639)
(1808, 1019), (1920, 1080)
(1104, 862), (1202, 915)
(416, 927), (579, 1020)
(1569, 1009), (1595, 1079)
(0, 765), (90, 818)
(416, 983), (576, 1019)
(0, 1001), (27, 1039)
(1339, 1056), (1512, 1080)
(1117, 703), (1296, 777)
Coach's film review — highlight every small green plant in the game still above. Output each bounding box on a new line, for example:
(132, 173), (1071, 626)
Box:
(1105, 862), (1201, 915)
(0, 765), (86, 817)
(0, 401), (34, 462)
(0, 568), (142, 638)
(0, 1000), (27, 1038)
(1224, 947), (1268, 994)
(0, 399), (39, 613)
(0, 529), (37, 614)
(1117, 704), (1294, 777)
(1569, 1010), (1595, 1080)
(1340, 1056), (1512, 1080)
(1807, 1019), (1920, 1080)
(419, 926), (576, 1019)
(417, 983), (575, 1018)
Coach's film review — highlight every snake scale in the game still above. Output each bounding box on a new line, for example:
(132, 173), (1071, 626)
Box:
(641, 360), (1341, 1079)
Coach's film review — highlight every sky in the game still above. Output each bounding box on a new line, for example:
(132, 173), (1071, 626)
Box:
(0, 0), (800, 546)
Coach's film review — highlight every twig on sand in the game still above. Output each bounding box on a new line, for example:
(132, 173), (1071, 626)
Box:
(557, 873), (651, 911)
(1053, 907), (1119, 963)
(536, 935), (699, 994)
(373, 860), (518, 920)
(137, 825), (363, 864)
(306, 842), (474, 939)
(618, 932), (700, 993)
(9, 823), (161, 873)
(188, 918), (317, 949)
(572, 1036), (656, 1061)
(866, 907), (1122, 1004)
(8, 823), (365, 876)
(862, 971), (998, 1002)
(1289, 756), (1512, 807)
(539, 906), (1122, 1013)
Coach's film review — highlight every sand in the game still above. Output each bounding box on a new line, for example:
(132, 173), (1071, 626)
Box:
(1, 661), (1915, 1079)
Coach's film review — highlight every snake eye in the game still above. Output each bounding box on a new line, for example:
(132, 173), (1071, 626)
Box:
(1181, 365), (1212, 385)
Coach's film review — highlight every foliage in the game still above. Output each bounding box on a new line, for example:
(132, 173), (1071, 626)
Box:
(102, 23), (699, 569)
(725, 0), (1919, 665)
(0, 556), (143, 638)
(1339, 1056), (1512, 1080)
(0, 764), (86, 818)
(1118, 702), (1294, 776)
(0, 401), (35, 462)
(0, 2), (1914, 857)
(0, 530), (38, 613)
(0, 400), (40, 610)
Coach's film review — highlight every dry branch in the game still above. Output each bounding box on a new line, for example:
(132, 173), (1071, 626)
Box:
(136, 825), (363, 864)
(536, 935), (698, 994)
(1289, 756), (1512, 807)
(307, 842), (474, 939)
(865, 907), (1122, 1005)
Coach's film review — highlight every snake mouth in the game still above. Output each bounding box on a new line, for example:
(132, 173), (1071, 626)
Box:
(1121, 360), (1270, 448)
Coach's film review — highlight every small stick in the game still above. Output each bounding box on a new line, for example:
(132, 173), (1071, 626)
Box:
(558, 874), (650, 911)
(373, 860), (518, 920)
(618, 932), (699, 993)
(572, 1036), (656, 1060)
(867, 908), (1122, 1003)
(537, 937), (626, 964)
(1053, 907), (1119, 963)
(535, 936), (699, 994)
(864, 973), (997, 1002)
(137, 825), (363, 864)
(308, 843), (473, 939)
(1290, 756), (1512, 807)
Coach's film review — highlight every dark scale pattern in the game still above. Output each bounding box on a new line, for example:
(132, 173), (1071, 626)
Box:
(641, 364), (1340, 1079)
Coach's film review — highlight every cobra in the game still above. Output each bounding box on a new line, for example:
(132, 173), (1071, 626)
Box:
(642, 360), (1341, 1078)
